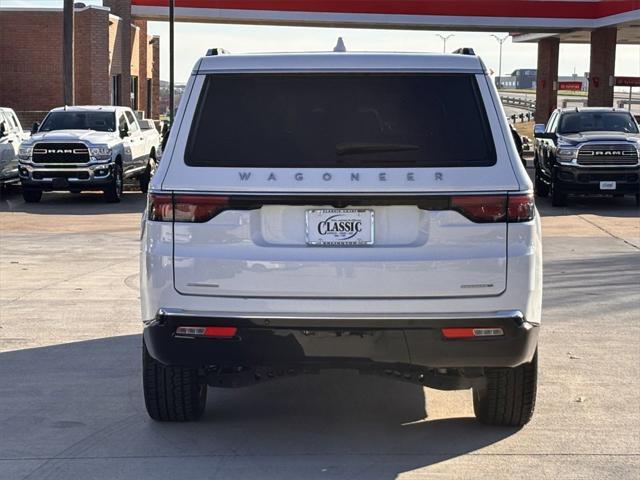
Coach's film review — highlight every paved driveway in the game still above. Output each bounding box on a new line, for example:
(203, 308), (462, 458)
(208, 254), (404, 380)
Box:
(0, 185), (638, 479)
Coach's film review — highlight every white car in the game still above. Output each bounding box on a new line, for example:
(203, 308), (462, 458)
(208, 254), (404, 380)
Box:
(17, 106), (160, 203)
(0, 107), (28, 190)
(140, 50), (542, 426)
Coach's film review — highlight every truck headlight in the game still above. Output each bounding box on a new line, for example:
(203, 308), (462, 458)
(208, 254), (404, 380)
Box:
(556, 147), (577, 161)
(89, 146), (112, 160)
(18, 146), (33, 160)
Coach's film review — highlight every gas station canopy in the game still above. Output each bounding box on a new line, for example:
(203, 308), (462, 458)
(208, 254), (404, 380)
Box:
(132, 0), (639, 34)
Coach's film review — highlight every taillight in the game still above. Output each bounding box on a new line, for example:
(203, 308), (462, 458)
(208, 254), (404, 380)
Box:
(507, 193), (535, 222)
(450, 194), (535, 223)
(148, 193), (173, 221)
(441, 327), (504, 339)
(147, 194), (229, 222)
(175, 326), (238, 338)
(451, 195), (507, 223)
(173, 195), (229, 223)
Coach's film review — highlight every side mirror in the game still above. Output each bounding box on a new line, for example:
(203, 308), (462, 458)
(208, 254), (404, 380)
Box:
(533, 124), (546, 137)
(120, 125), (129, 139)
(31, 122), (40, 135)
(0, 122), (6, 138)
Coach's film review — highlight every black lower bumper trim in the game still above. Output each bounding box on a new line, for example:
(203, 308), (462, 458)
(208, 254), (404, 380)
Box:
(143, 311), (539, 385)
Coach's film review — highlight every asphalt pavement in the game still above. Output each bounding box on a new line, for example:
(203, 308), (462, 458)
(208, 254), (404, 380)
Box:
(0, 177), (638, 480)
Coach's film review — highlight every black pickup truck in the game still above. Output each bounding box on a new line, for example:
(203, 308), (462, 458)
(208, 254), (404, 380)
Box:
(533, 107), (640, 206)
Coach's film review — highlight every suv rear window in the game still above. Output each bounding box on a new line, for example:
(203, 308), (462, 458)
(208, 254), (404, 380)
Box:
(185, 73), (496, 168)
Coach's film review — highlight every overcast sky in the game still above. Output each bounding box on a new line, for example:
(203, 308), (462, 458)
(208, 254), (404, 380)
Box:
(5, 0), (639, 83)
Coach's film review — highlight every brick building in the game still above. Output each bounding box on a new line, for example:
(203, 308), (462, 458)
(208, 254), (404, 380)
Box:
(0, 3), (159, 127)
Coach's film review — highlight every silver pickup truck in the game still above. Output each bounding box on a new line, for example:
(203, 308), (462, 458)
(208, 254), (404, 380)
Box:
(18, 105), (160, 203)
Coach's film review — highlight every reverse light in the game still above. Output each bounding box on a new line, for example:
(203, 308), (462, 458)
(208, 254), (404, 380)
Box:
(175, 326), (237, 338)
(441, 327), (504, 339)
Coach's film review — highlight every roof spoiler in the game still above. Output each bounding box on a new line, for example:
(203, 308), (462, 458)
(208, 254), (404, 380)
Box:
(206, 48), (229, 56)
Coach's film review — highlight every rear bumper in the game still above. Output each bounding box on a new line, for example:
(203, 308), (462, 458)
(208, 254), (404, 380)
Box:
(144, 309), (539, 379)
(555, 165), (639, 194)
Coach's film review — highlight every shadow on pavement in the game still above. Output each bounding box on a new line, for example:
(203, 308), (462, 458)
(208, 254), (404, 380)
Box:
(0, 335), (517, 479)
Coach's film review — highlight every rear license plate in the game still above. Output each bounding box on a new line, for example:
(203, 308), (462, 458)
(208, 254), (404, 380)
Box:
(305, 209), (374, 246)
(600, 181), (616, 190)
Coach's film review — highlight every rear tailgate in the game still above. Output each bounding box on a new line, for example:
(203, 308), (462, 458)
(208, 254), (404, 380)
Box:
(162, 68), (520, 299)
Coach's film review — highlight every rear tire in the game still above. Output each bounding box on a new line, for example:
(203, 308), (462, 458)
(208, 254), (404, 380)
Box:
(534, 162), (549, 198)
(142, 339), (207, 422)
(22, 188), (42, 203)
(103, 163), (123, 203)
(473, 351), (538, 427)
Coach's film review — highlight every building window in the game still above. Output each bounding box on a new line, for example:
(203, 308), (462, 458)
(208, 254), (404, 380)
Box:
(131, 76), (139, 111)
(146, 78), (152, 117)
(111, 75), (121, 105)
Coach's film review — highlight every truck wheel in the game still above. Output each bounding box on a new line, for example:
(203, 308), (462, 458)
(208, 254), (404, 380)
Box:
(103, 163), (123, 203)
(534, 164), (549, 198)
(139, 156), (155, 194)
(550, 173), (567, 207)
(22, 188), (42, 203)
(473, 351), (537, 427)
(142, 339), (207, 422)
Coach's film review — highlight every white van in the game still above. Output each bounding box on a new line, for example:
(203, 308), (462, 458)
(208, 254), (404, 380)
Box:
(140, 50), (542, 426)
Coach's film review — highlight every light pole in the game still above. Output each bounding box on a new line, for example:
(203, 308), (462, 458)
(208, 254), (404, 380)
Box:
(491, 34), (509, 89)
(169, 0), (175, 124)
(436, 34), (454, 53)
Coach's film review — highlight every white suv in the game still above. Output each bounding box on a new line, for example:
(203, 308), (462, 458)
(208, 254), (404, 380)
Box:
(140, 50), (542, 426)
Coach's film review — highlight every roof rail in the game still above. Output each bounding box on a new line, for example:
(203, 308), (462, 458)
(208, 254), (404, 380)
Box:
(452, 47), (476, 56)
(206, 48), (229, 56)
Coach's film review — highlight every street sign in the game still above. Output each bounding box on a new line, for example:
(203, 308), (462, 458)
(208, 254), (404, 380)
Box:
(558, 81), (583, 91)
(615, 77), (640, 87)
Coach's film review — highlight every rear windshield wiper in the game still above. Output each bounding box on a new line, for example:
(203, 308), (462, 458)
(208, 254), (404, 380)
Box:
(336, 142), (420, 156)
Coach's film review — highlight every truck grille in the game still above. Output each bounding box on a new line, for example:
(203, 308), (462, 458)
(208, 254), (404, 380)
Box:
(577, 144), (638, 166)
(33, 143), (90, 164)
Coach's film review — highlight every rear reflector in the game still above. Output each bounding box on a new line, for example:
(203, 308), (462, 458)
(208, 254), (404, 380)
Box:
(441, 327), (504, 339)
(175, 326), (238, 338)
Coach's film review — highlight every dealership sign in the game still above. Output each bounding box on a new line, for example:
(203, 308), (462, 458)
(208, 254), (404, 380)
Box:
(558, 81), (583, 91)
(131, 0), (640, 30)
(615, 76), (640, 87)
